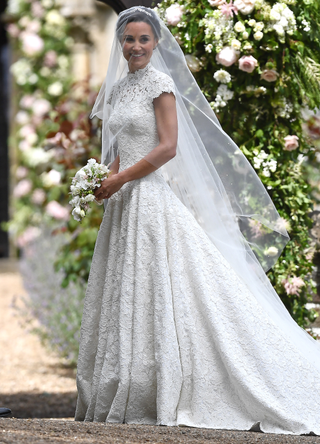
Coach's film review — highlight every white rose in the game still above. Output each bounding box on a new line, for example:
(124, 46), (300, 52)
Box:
(248, 19), (256, 27)
(84, 194), (95, 203)
(21, 32), (44, 56)
(46, 10), (65, 27)
(242, 31), (249, 39)
(41, 169), (61, 187)
(231, 39), (241, 50)
(32, 98), (51, 117)
(15, 111), (29, 125)
(234, 0), (255, 15)
(273, 24), (285, 36)
(253, 31), (263, 40)
(254, 22), (264, 31)
(213, 69), (232, 84)
(48, 81), (63, 96)
(234, 21), (245, 33)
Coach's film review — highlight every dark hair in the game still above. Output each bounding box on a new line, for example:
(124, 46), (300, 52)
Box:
(116, 8), (161, 42)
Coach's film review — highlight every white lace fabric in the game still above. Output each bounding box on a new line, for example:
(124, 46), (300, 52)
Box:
(75, 65), (320, 435)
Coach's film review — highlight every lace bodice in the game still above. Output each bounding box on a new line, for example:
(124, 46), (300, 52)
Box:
(107, 63), (175, 171)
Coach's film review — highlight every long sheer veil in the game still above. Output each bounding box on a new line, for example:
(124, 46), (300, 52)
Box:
(91, 6), (320, 371)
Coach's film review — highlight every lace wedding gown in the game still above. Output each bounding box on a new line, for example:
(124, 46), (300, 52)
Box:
(75, 63), (320, 434)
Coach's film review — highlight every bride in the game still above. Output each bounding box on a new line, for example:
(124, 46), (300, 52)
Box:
(75, 6), (320, 434)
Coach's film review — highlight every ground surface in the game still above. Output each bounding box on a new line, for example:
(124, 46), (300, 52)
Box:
(1, 260), (320, 443)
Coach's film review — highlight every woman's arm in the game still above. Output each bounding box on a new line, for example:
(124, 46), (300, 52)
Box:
(95, 92), (177, 200)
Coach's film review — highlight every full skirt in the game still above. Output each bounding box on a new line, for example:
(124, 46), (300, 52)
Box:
(75, 172), (320, 435)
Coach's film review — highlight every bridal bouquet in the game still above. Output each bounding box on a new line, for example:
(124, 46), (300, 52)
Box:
(69, 158), (110, 222)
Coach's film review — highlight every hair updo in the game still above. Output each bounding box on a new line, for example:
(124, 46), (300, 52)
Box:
(116, 7), (161, 42)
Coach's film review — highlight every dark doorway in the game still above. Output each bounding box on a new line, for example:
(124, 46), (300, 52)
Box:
(0, 1), (9, 258)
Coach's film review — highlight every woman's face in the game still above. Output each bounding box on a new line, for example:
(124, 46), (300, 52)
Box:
(122, 21), (157, 72)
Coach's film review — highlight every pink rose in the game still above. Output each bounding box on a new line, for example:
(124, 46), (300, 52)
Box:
(31, 189), (46, 205)
(31, 2), (44, 18)
(216, 46), (239, 67)
(13, 179), (32, 198)
(16, 166), (28, 179)
(165, 4), (184, 26)
(238, 55), (258, 73)
(46, 201), (70, 221)
(21, 32), (44, 56)
(17, 227), (41, 248)
(7, 24), (20, 38)
(20, 95), (35, 109)
(284, 135), (299, 151)
(44, 50), (57, 68)
(260, 69), (279, 82)
(32, 98), (51, 117)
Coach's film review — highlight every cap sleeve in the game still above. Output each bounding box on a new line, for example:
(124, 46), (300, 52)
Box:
(149, 73), (175, 101)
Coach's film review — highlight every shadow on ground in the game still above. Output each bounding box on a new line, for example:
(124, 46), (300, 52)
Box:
(0, 391), (77, 418)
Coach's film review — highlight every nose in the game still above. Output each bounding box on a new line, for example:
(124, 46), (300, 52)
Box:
(132, 40), (141, 52)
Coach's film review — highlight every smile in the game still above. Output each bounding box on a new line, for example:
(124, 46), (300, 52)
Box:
(131, 54), (144, 58)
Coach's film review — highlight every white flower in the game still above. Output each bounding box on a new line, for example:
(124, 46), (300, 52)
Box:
(7, 0), (23, 15)
(270, 3), (297, 41)
(72, 206), (85, 222)
(234, 0), (255, 15)
(165, 3), (184, 26)
(84, 194), (96, 203)
(253, 31), (263, 40)
(58, 55), (69, 70)
(15, 111), (29, 125)
(214, 69), (232, 83)
(254, 22), (264, 31)
(264, 246), (279, 257)
(248, 19), (256, 27)
(234, 21), (245, 33)
(231, 39), (241, 50)
(48, 81), (63, 96)
(217, 84), (234, 100)
(20, 32), (44, 56)
(242, 31), (249, 39)
(23, 148), (53, 167)
(32, 98), (51, 117)
(41, 169), (61, 187)
(42, 0), (54, 7)
(205, 44), (213, 53)
(87, 158), (97, 166)
(46, 10), (66, 26)
(31, 188), (46, 205)
(13, 179), (32, 198)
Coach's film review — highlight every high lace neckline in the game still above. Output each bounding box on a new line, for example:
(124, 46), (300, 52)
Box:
(128, 62), (151, 78)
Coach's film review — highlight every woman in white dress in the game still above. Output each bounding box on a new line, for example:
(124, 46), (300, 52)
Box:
(75, 6), (320, 434)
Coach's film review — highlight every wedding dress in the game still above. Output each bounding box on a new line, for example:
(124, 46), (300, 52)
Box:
(75, 62), (320, 434)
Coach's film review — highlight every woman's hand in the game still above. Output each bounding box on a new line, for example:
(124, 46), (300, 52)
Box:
(94, 173), (125, 200)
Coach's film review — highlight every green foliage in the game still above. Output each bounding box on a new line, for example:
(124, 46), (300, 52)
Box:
(158, 0), (320, 327)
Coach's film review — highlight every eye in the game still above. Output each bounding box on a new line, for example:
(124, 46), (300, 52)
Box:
(140, 37), (150, 43)
(125, 36), (134, 42)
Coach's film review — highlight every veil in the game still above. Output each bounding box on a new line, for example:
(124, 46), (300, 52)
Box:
(90, 6), (320, 371)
